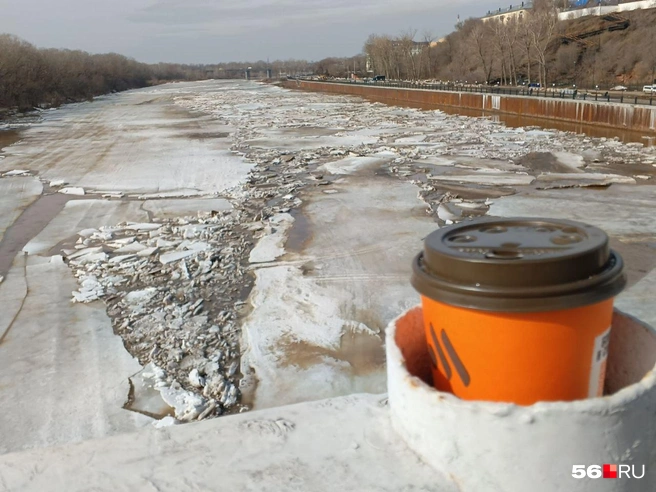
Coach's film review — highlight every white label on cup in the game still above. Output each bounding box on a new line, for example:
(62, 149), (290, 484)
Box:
(588, 327), (611, 398)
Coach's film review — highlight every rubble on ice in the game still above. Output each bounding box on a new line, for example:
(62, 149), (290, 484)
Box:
(58, 80), (656, 421)
(175, 82), (655, 226)
(65, 211), (255, 419)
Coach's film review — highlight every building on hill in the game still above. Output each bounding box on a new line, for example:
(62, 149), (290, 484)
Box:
(481, 0), (655, 23)
(558, 0), (656, 20)
(410, 40), (439, 56)
(365, 40), (439, 73)
(481, 2), (533, 23)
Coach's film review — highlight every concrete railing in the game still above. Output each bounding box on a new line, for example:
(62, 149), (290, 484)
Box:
(294, 78), (655, 107)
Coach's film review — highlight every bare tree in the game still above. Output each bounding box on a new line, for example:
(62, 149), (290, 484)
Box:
(490, 20), (510, 84)
(360, 7), (656, 89)
(422, 30), (436, 79)
(467, 21), (494, 83)
(364, 34), (395, 78)
(519, 20), (534, 83)
(398, 29), (419, 80)
(528, 0), (559, 86)
(503, 19), (522, 85)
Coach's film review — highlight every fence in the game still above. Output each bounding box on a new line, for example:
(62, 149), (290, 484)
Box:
(294, 78), (655, 107)
(289, 78), (656, 134)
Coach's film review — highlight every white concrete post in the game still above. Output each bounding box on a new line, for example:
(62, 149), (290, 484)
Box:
(387, 306), (656, 492)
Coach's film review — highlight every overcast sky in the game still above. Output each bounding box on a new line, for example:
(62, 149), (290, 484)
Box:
(0, 0), (504, 63)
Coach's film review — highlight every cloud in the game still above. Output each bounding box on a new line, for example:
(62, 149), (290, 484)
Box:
(0, 0), (498, 63)
(128, 0), (454, 29)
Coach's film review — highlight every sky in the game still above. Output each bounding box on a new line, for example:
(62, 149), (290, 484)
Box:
(0, 0), (503, 64)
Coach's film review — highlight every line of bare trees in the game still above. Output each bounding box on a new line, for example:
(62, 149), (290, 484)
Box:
(0, 32), (324, 113)
(364, 0), (656, 88)
(363, 29), (436, 81)
(0, 34), (218, 112)
(364, 0), (559, 85)
(455, 0), (559, 87)
(3, 0), (655, 113)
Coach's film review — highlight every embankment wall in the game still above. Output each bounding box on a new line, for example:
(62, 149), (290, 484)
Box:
(286, 80), (656, 135)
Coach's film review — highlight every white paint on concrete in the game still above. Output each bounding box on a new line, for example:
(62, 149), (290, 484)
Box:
(387, 306), (656, 492)
(0, 394), (458, 492)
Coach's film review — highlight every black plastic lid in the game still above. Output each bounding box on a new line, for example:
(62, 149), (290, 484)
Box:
(412, 217), (626, 312)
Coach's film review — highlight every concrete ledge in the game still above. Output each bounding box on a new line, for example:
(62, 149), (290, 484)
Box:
(0, 393), (459, 492)
(387, 305), (656, 492)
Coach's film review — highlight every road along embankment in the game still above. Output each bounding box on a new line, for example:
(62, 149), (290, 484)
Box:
(286, 80), (656, 136)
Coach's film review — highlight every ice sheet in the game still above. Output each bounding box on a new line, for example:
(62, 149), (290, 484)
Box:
(0, 90), (252, 194)
(0, 255), (151, 454)
(143, 198), (232, 219)
(241, 176), (437, 409)
(23, 199), (148, 255)
(0, 178), (43, 242)
(488, 184), (656, 236)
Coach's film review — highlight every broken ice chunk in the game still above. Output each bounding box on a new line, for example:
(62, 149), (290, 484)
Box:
(77, 228), (98, 238)
(188, 369), (205, 388)
(114, 242), (147, 254)
(3, 169), (31, 177)
(126, 223), (162, 231)
(137, 247), (159, 257)
(58, 187), (85, 195)
(160, 250), (196, 264)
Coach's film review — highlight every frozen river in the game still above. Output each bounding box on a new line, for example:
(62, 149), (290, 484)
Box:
(1, 79), (656, 454)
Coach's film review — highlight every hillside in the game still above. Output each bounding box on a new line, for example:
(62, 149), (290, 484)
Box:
(553, 8), (656, 88)
(364, 4), (656, 89)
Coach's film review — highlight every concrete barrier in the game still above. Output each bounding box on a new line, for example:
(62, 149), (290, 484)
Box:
(288, 80), (656, 135)
(386, 306), (656, 491)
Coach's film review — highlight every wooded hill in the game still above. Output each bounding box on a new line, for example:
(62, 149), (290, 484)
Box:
(0, 34), (211, 112)
(0, 33), (318, 113)
(363, 2), (656, 89)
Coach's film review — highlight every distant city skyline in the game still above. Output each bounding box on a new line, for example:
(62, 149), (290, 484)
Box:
(0, 0), (502, 63)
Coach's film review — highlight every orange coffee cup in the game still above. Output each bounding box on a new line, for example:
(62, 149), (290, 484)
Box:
(411, 218), (626, 405)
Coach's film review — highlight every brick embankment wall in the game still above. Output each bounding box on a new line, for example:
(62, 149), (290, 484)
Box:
(284, 80), (656, 135)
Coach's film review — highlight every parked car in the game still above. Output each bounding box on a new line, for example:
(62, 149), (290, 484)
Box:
(610, 85), (627, 91)
(643, 85), (655, 94)
(372, 75), (386, 82)
(528, 82), (541, 88)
